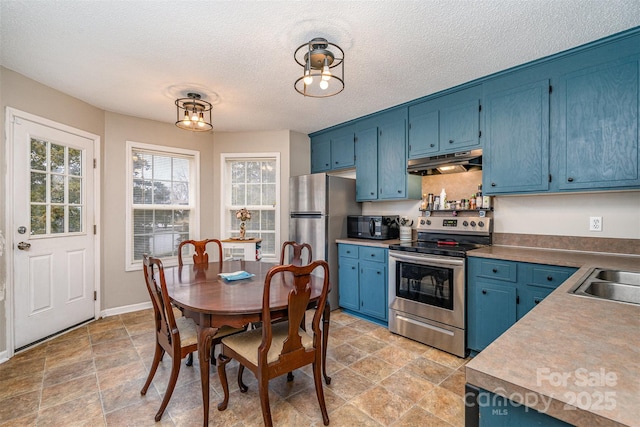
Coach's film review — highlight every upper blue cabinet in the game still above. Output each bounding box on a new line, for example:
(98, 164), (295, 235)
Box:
(408, 85), (482, 159)
(554, 54), (640, 190)
(355, 108), (421, 202)
(311, 28), (640, 196)
(310, 125), (356, 173)
(483, 29), (640, 195)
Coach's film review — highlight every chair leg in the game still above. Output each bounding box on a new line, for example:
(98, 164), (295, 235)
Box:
(312, 360), (330, 426)
(258, 374), (273, 427)
(141, 343), (163, 395)
(217, 353), (231, 411)
(287, 371), (294, 382)
(154, 352), (181, 422)
(237, 364), (248, 392)
(186, 352), (193, 366)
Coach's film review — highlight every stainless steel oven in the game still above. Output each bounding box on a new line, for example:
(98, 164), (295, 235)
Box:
(388, 215), (491, 358)
(389, 251), (466, 357)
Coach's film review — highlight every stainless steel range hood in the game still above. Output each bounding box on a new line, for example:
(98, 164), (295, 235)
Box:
(407, 149), (482, 175)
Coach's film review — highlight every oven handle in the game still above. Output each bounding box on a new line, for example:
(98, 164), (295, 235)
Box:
(389, 251), (464, 268)
(395, 314), (455, 336)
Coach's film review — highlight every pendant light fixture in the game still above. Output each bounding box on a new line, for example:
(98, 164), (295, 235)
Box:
(175, 92), (213, 131)
(294, 37), (344, 98)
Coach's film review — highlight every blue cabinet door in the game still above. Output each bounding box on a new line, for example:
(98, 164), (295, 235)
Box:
(474, 281), (517, 350)
(310, 134), (331, 173)
(378, 111), (408, 199)
(359, 261), (387, 320)
(555, 55), (640, 190)
(338, 257), (359, 311)
(331, 128), (356, 170)
(408, 101), (439, 158)
(355, 126), (379, 201)
(439, 99), (480, 152)
(484, 79), (550, 194)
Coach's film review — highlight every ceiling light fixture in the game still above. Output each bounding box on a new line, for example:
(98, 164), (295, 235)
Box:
(294, 37), (344, 98)
(175, 92), (213, 131)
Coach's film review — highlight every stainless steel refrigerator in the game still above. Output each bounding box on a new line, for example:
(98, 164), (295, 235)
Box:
(289, 173), (361, 310)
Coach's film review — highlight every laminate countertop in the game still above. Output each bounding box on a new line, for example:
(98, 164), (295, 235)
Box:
(465, 245), (640, 426)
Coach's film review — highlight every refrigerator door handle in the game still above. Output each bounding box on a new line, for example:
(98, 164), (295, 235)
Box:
(290, 212), (323, 218)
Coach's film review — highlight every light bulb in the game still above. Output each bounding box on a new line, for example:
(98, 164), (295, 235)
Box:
(303, 70), (313, 85)
(198, 120), (205, 127)
(321, 58), (331, 81)
(191, 111), (198, 121)
(319, 80), (329, 90)
(182, 110), (190, 124)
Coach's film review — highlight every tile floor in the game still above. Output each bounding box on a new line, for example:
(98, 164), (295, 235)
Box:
(0, 309), (470, 426)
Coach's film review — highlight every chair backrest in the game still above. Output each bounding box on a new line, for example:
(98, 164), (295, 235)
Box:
(142, 254), (179, 350)
(178, 239), (223, 266)
(259, 260), (329, 365)
(279, 241), (313, 266)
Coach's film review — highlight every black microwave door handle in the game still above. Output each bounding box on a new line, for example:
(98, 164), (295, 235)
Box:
(369, 218), (375, 236)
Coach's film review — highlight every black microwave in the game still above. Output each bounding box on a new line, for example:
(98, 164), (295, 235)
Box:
(347, 215), (399, 240)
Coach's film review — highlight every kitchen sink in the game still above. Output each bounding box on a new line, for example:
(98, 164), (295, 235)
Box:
(571, 269), (640, 305)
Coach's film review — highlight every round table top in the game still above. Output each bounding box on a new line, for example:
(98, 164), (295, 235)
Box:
(163, 260), (325, 315)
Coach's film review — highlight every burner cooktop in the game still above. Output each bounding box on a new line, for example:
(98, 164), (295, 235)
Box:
(389, 215), (492, 257)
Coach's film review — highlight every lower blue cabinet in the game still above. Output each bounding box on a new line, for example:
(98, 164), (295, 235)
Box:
(467, 257), (577, 353)
(338, 244), (388, 325)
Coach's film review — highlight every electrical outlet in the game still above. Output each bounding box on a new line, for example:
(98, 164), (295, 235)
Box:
(589, 216), (603, 232)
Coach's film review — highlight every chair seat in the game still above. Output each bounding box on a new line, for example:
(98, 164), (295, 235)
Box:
(222, 322), (313, 365)
(176, 317), (243, 348)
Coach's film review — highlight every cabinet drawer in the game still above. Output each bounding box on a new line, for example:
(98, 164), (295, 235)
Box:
(359, 246), (387, 263)
(530, 265), (576, 289)
(477, 260), (517, 282)
(338, 244), (359, 259)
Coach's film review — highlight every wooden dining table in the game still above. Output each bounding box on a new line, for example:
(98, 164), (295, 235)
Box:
(162, 259), (331, 426)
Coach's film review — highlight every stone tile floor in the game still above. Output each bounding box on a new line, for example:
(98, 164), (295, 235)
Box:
(0, 309), (470, 426)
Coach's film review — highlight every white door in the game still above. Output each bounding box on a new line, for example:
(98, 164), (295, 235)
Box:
(12, 116), (96, 349)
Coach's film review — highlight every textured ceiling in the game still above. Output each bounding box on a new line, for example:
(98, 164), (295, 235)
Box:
(1, 1), (639, 135)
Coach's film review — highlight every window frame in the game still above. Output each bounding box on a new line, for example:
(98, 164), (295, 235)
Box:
(125, 141), (200, 271)
(220, 152), (280, 261)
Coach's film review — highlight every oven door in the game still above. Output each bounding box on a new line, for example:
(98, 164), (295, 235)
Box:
(388, 250), (465, 329)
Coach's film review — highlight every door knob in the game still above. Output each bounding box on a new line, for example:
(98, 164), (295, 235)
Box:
(17, 242), (31, 250)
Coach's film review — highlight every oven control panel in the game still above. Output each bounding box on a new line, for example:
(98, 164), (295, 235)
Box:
(416, 216), (492, 234)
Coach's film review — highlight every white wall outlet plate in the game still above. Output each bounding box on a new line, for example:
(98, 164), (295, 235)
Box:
(589, 216), (603, 232)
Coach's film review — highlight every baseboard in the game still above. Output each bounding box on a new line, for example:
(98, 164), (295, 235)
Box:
(0, 350), (8, 364)
(101, 301), (152, 318)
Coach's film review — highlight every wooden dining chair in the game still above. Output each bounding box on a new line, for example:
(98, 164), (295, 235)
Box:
(141, 254), (242, 422)
(279, 240), (313, 266)
(178, 238), (224, 266)
(216, 260), (331, 427)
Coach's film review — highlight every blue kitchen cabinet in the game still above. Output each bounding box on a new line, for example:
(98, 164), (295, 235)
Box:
(483, 78), (550, 194)
(354, 126), (378, 201)
(354, 108), (421, 202)
(310, 125), (355, 173)
(408, 85), (482, 159)
(467, 257), (577, 353)
(337, 243), (388, 325)
(408, 101), (440, 158)
(467, 386), (572, 427)
(378, 109), (410, 199)
(554, 54), (640, 190)
(473, 280), (517, 351)
(439, 99), (480, 152)
(310, 133), (331, 173)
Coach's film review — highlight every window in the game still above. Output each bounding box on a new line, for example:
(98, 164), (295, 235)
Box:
(221, 153), (280, 259)
(126, 141), (199, 270)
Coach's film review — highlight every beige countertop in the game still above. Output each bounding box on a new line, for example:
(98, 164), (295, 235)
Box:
(465, 245), (640, 426)
(335, 237), (403, 248)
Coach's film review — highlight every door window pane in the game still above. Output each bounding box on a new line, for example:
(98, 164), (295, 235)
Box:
(29, 138), (84, 236)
